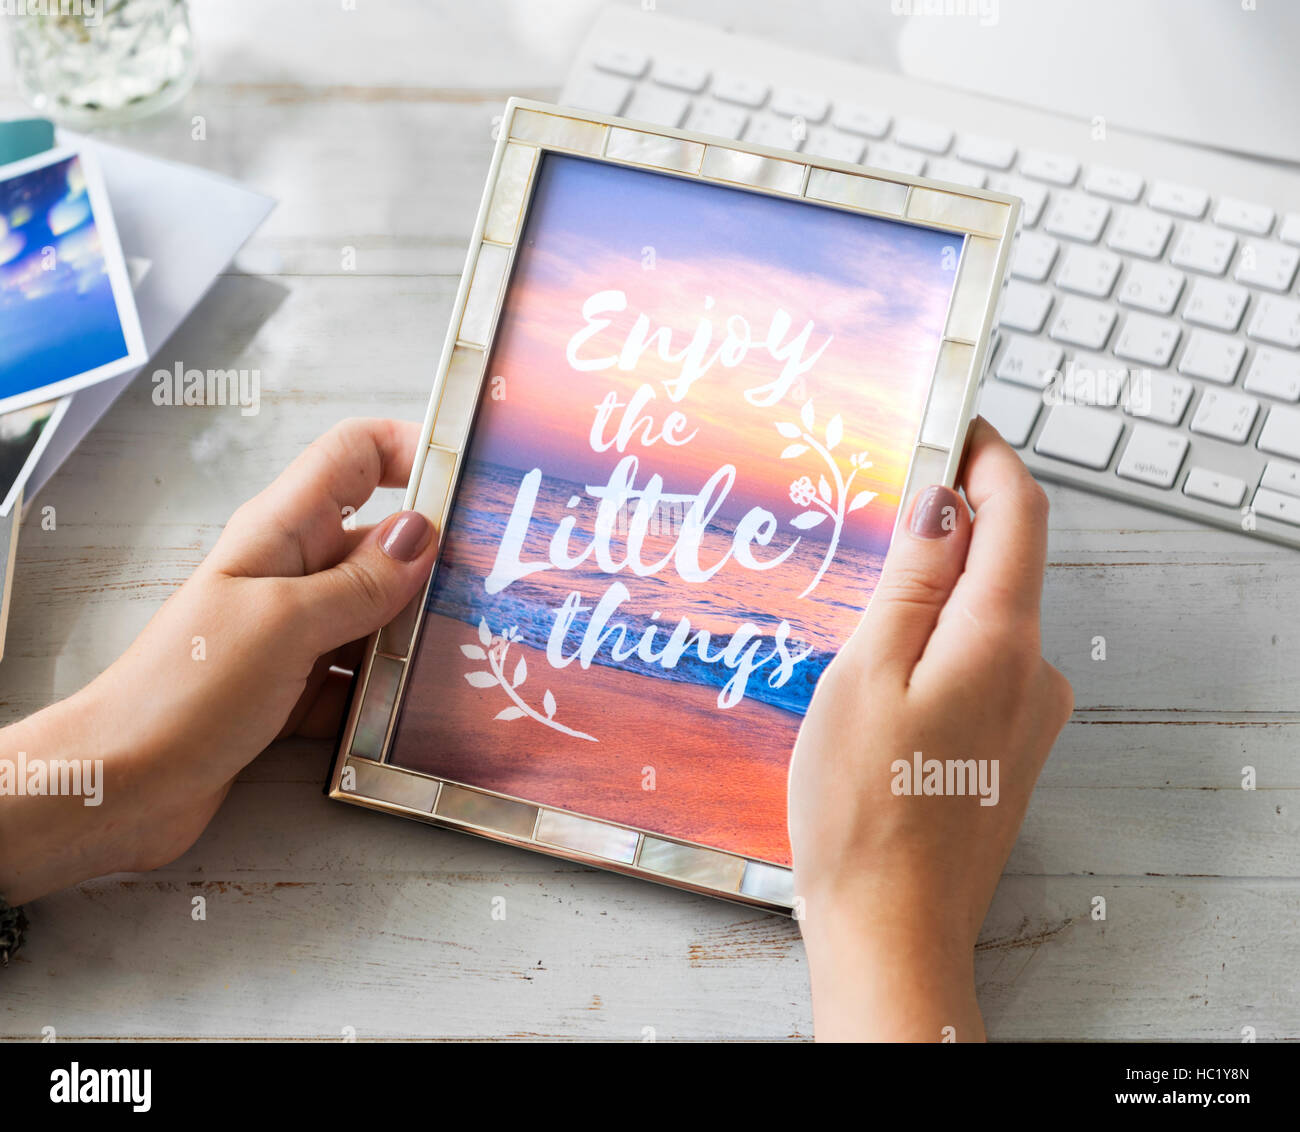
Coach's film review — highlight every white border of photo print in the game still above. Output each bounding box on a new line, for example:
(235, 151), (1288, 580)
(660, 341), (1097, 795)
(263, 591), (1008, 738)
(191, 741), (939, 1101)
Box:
(0, 396), (70, 518)
(0, 145), (146, 415)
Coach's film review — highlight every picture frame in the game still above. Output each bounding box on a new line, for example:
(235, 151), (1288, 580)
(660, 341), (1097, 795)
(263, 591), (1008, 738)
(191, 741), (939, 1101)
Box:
(0, 146), (147, 416)
(327, 98), (1019, 914)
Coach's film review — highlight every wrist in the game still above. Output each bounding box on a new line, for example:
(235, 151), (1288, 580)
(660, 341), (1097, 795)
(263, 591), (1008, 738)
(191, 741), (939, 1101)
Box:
(796, 879), (983, 1042)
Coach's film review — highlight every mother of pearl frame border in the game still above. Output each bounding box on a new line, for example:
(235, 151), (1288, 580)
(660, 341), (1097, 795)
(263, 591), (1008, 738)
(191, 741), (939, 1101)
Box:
(327, 98), (1019, 915)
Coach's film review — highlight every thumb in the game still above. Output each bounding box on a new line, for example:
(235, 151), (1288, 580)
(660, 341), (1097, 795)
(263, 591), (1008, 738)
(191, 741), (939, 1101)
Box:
(297, 510), (439, 652)
(845, 484), (971, 680)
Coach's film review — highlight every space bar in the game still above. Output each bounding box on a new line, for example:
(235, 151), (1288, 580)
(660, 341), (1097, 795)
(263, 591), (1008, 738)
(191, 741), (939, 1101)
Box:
(1033, 405), (1125, 470)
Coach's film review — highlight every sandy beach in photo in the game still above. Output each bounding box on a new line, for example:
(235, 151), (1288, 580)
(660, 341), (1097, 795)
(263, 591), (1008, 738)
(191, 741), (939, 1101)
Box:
(392, 610), (798, 865)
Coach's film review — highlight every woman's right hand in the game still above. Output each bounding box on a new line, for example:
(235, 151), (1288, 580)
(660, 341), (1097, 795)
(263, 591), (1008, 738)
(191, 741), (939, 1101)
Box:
(788, 418), (1073, 1042)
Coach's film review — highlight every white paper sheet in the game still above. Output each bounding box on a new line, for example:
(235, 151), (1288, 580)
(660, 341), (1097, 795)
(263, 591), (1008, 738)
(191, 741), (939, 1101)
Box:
(26, 135), (275, 497)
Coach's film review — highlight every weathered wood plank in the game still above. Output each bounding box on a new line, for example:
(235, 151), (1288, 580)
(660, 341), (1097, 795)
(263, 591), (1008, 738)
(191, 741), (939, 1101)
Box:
(3, 873), (1294, 1041)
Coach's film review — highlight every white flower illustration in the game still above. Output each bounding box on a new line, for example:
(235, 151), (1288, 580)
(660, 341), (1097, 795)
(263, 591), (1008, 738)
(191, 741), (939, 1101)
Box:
(774, 398), (877, 598)
(461, 617), (596, 742)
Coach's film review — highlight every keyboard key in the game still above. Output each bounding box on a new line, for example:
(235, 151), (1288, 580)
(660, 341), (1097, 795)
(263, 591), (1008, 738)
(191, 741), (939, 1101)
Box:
(1117, 423), (1188, 488)
(1258, 405), (1300, 460)
(803, 126), (864, 162)
(568, 72), (632, 115)
(685, 101), (748, 139)
(593, 46), (649, 78)
(1056, 246), (1121, 297)
(1124, 371), (1194, 426)
(1114, 313), (1179, 366)
(994, 333), (1063, 389)
(1117, 261), (1185, 315)
(1050, 296), (1115, 349)
(868, 142), (925, 176)
(653, 59), (710, 93)
(1083, 165), (1144, 202)
(745, 115), (804, 151)
(1034, 404), (1123, 469)
(1213, 197), (1274, 236)
(1234, 241), (1300, 292)
(988, 173), (1048, 227)
(1183, 277), (1249, 332)
(955, 133), (1016, 170)
(1170, 222), (1237, 275)
(1261, 460), (1300, 496)
(1184, 466), (1247, 508)
(1043, 192), (1110, 243)
(1061, 353), (1126, 407)
(978, 381), (1042, 447)
(1244, 348), (1300, 402)
(626, 86), (690, 127)
(1178, 329), (1246, 384)
(1148, 180), (1210, 218)
(925, 157), (986, 188)
(1190, 387), (1258, 444)
(1020, 149), (1079, 186)
(832, 104), (891, 138)
(1107, 206), (1173, 258)
(712, 72), (769, 107)
(1247, 295), (1300, 349)
(1010, 231), (1059, 282)
(895, 117), (952, 154)
(1000, 282), (1055, 334)
(1280, 213), (1300, 247)
(1253, 487), (1300, 525)
(770, 87), (829, 123)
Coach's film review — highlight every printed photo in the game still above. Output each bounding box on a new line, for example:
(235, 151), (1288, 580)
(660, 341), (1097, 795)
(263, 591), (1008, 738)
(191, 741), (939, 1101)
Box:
(0, 397), (69, 518)
(389, 153), (961, 865)
(0, 147), (146, 416)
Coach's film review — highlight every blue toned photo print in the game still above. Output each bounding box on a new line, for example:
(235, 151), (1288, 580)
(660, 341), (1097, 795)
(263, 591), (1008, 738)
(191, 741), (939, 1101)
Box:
(0, 148), (145, 415)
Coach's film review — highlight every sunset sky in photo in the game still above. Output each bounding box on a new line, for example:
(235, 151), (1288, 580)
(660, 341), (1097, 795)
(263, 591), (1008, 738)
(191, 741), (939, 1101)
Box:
(469, 153), (960, 552)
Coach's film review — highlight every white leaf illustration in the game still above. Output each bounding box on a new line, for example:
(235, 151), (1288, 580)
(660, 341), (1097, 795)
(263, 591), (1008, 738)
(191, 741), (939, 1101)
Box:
(826, 414), (843, 451)
(495, 707), (525, 721)
(818, 475), (831, 503)
(465, 671), (497, 688)
(460, 644), (486, 660)
(513, 656), (527, 687)
(800, 399), (815, 430)
(478, 618), (491, 646)
(849, 489), (877, 513)
(790, 511), (827, 529)
(775, 421), (801, 438)
(781, 443), (809, 459)
(543, 690), (557, 718)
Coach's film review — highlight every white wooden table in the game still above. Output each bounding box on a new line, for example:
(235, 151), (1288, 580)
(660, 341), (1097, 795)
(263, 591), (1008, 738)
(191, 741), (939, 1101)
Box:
(1, 0), (1296, 1041)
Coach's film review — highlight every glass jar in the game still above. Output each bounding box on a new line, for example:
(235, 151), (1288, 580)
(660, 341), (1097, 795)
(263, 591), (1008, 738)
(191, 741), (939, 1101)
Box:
(8, 0), (198, 128)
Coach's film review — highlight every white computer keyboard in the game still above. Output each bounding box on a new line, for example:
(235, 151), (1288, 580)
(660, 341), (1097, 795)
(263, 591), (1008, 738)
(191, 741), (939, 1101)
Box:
(562, 7), (1300, 547)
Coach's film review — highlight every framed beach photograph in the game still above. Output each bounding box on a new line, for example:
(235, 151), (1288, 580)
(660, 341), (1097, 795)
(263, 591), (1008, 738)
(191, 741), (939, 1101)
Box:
(329, 99), (1018, 912)
(0, 396), (70, 518)
(0, 146), (147, 416)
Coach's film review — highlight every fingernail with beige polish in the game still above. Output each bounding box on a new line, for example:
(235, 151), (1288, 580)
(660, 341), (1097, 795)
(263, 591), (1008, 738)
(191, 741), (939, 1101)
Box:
(381, 511), (432, 561)
(910, 485), (959, 539)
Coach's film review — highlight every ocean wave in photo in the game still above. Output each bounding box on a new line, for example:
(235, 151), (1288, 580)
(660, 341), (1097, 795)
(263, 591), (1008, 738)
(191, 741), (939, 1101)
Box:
(423, 459), (883, 716)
